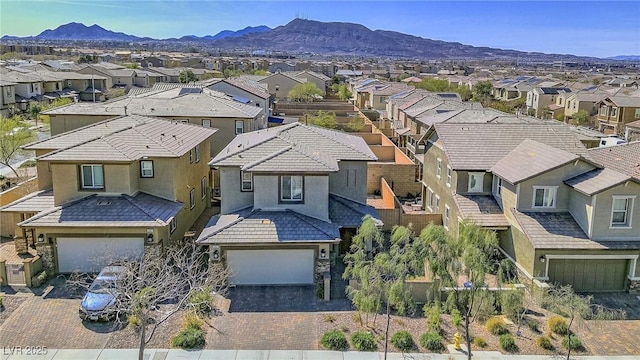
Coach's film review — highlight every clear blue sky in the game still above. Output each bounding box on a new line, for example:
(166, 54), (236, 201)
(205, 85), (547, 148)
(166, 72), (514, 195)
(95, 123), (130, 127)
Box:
(1, 0), (639, 58)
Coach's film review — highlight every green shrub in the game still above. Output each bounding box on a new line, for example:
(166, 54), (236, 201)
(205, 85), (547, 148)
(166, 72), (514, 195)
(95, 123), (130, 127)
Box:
(499, 334), (518, 353)
(187, 288), (213, 315)
(420, 332), (445, 352)
(127, 314), (141, 328)
(547, 315), (568, 335)
(171, 327), (206, 349)
(183, 312), (203, 330)
(351, 331), (377, 351)
(536, 336), (554, 350)
(323, 314), (336, 323)
(424, 304), (441, 333)
(485, 316), (509, 335)
(473, 336), (488, 348)
(321, 330), (349, 351)
(0, 295), (3, 309)
(499, 291), (525, 321)
(390, 330), (415, 352)
(562, 335), (584, 351)
(451, 308), (463, 327)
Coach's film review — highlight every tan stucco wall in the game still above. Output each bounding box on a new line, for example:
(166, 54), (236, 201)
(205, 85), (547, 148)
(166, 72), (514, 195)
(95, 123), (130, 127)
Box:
(253, 174), (329, 221)
(49, 114), (115, 136)
(259, 74), (302, 100)
(591, 181), (640, 240)
(329, 161), (368, 203)
(50, 162), (137, 205)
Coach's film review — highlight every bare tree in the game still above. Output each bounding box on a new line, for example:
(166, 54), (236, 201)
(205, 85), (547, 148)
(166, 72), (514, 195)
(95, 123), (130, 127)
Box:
(541, 284), (625, 360)
(69, 243), (228, 360)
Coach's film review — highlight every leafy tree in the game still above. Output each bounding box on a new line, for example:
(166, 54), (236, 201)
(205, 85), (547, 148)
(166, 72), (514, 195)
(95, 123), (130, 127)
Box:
(453, 84), (473, 101)
(473, 81), (494, 103)
(0, 115), (37, 178)
(288, 82), (323, 102)
(179, 69), (197, 83)
(305, 111), (337, 129)
(345, 116), (365, 132)
(541, 285), (625, 360)
(29, 102), (42, 127)
(416, 221), (499, 360)
(571, 110), (591, 126)
(126, 63), (139, 69)
(68, 244), (229, 360)
(337, 85), (352, 101)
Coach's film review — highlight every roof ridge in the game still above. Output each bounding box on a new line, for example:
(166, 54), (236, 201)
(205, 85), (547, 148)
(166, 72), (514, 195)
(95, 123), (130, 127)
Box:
(122, 193), (168, 226)
(242, 145), (293, 171)
(126, 122), (183, 158)
(302, 124), (374, 159)
(212, 124), (298, 164)
(290, 142), (338, 170)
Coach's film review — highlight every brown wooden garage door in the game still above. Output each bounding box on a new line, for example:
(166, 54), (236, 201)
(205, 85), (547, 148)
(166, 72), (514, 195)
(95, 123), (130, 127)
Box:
(548, 259), (628, 292)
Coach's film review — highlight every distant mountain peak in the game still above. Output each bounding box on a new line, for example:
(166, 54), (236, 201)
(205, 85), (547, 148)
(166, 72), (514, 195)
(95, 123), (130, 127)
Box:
(35, 22), (141, 41)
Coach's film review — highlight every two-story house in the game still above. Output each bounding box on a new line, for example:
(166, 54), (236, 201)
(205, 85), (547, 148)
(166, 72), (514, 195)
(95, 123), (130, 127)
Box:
(562, 92), (605, 122)
(596, 96), (640, 135)
(421, 123), (640, 292)
(206, 77), (271, 118)
(526, 87), (571, 118)
(0, 115), (216, 274)
(258, 72), (305, 100)
(197, 122), (380, 286)
(0, 80), (17, 117)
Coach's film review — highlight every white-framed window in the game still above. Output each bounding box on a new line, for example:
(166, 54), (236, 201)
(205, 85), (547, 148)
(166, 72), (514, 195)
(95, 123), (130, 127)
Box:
(532, 186), (557, 208)
(610, 107), (618, 117)
(241, 171), (253, 191)
(436, 158), (442, 178)
(195, 145), (200, 163)
(140, 160), (153, 178)
(493, 176), (503, 198)
(600, 105), (607, 116)
(446, 166), (452, 187)
(80, 164), (104, 189)
(444, 205), (451, 230)
(281, 175), (303, 201)
(170, 217), (177, 233)
(435, 195), (440, 212)
(611, 196), (635, 228)
(635, 108), (640, 119)
(427, 188), (435, 211)
(235, 120), (244, 135)
(468, 172), (484, 193)
(201, 177), (207, 199)
(202, 119), (211, 127)
(190, 188), (196, 209)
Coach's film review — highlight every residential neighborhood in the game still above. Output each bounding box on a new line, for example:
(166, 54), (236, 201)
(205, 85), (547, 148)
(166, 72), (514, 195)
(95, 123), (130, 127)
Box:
(1, 3), (640, 358)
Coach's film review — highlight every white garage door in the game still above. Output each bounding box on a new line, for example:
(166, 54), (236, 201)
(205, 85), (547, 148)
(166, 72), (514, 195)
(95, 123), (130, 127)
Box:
(57, 237), (144, 273)
(226, 249), (314, 285)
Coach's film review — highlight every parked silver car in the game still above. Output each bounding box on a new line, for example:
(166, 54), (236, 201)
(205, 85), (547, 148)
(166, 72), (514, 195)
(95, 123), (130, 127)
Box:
(79, 266), (125, 321)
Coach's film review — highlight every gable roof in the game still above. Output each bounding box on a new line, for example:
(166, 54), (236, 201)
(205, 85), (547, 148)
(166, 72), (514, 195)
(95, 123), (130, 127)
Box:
(17, 192), (183, 228)
(35, 115), (216, 162)
(491, 139), (580, 184)
(588, 142), (640, 181)
(603, 95), (640, 108)
(564, 168), (631, 196)
(211, 122), (376, 172)
(432, 123), (589, 171)
(220, 77), (270, 99)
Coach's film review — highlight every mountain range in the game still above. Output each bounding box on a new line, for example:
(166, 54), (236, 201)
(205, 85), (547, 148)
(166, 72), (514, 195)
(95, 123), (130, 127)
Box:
(1, 19), (631, 60)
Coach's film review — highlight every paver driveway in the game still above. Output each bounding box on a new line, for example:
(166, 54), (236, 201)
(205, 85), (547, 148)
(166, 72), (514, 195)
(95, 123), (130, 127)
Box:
(0, 296), (112, 349)
(207, 286), (352, 350)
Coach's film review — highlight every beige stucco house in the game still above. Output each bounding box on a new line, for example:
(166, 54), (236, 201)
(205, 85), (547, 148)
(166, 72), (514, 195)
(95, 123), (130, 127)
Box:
(197, 122), (380, 287)
(0, 115), (216, 274)
(420, 123), (640, 292)
(596, 96), (640, 135)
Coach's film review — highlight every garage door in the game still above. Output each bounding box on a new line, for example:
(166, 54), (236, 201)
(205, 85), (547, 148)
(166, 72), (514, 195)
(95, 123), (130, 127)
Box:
(226, 249), (314, 285)
(548, 259), (628, 292)
(57, 237), (144, 273)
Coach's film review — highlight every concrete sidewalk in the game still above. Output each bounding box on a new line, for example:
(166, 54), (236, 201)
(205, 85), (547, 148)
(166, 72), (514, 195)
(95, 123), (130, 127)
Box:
(1, 349), (639, 360)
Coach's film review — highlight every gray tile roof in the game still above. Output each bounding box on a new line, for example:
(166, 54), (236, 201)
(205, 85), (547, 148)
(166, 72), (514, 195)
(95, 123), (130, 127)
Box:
(512, 210), (640, 250)
(24, 115), (149, 151)
(453, 194), (509, 227)
(196, 194), (381, 245)
(491, 139), (580, 184)
(433, 123), (589, 171)
(36, 115), (217, 162)
(564, 168), (631, 196)
(42, 88), (263, 118)
(18, 192), (183, 228)
(211, 122), (377, 172)
(607, 95), (640, 108)
(588, 142), (640, 181)
(223, 77), (270, 99)
(0, 189), (54, 213)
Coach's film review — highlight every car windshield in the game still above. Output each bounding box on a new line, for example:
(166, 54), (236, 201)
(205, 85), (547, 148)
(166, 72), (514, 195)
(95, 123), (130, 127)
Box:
(88, 279), (118, 294)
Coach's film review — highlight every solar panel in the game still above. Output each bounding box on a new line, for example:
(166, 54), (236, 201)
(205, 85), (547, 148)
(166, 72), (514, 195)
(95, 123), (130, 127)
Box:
(178, 88), (202, 95)
(437, 93), (459, 98)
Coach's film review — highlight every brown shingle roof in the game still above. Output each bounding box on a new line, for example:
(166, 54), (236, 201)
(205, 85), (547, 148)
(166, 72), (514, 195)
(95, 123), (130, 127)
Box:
(434, 123), (588, 171)
(491, 139), (580, 184)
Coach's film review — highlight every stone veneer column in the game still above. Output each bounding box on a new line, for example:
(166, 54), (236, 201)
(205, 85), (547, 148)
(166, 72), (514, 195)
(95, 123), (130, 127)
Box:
(36, 243), (55, 274)
(628, 279), (640, 294)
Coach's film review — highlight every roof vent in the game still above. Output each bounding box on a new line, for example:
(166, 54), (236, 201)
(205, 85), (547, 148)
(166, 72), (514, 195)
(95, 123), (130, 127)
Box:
(96, 200), (111, 206)
(261, 220), (272, 224)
